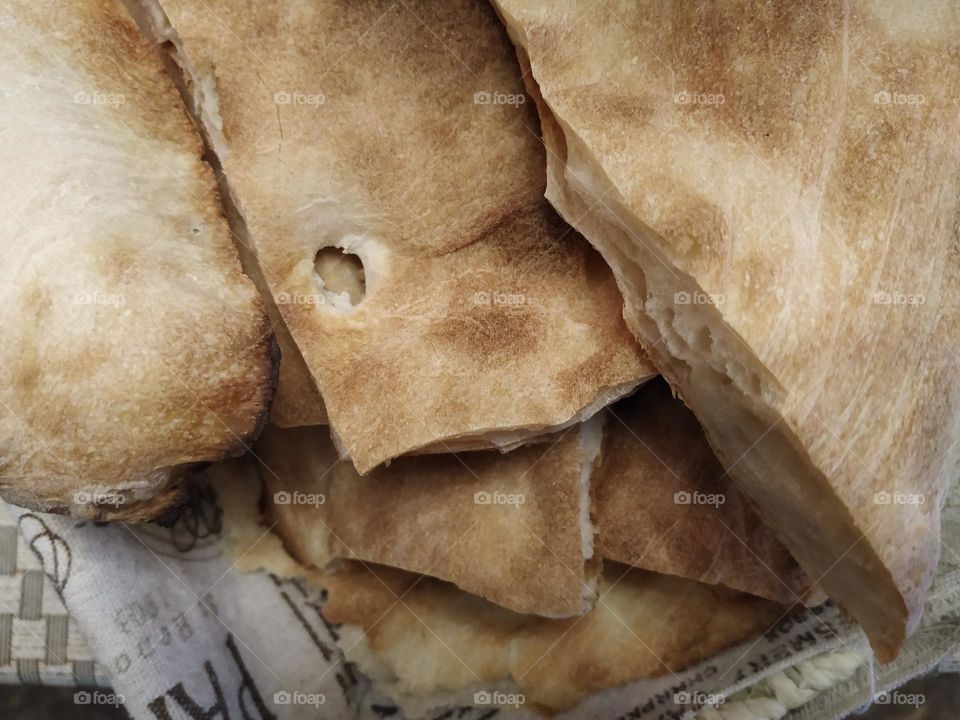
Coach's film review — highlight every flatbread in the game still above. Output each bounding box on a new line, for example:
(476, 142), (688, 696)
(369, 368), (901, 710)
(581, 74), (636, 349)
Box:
(322, 561), (784, 715)
(596, 380), (816, 605)
(492, 0), (960, 661)
(0, 0), (276, 519)
(256, 419), (603, 617)
(134, 0), (654, 473)
(210, 463), (785, 715)
(257, 380), (815, 611)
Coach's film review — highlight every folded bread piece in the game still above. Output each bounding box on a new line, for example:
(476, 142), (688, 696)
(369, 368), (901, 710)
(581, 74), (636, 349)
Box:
(210, 443), (785, 716)
(493, 0), (960, 660)
(0, 0), (276, 519)
(322, 561), (785, 715)
(597, 380), (816, 605)
(256, 420), (602, 617)
(135, 0), (654, 472)
(259, 380), (816, 611)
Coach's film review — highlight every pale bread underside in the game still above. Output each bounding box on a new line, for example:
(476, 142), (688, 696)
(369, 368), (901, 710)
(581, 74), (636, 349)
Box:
(492, 0), (960, 661)
(322, 561), (784, 715)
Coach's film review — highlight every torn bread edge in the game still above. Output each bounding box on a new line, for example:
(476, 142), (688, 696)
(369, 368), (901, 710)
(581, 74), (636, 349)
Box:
(399, 378), (641, 457)
(489, 2), (923, 661)
(577, 411), (603, 609)
(209, 462), (533, 716)
(128, 0), (654, 461)
(208, 454), (786, 718)
(125, 0), (326, 428)
(258, 414), (607, 618)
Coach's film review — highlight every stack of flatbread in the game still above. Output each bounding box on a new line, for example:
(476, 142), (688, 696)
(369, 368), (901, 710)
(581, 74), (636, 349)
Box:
(4, 0), (957, 716)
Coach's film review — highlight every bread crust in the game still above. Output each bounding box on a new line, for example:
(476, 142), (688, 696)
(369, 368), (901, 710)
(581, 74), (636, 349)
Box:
(596, 380), (817, 605)
(257, 422), (599, 617)
(137, 0), (654, 473)
(492, 0), (960, 660)
(0, 0), (276, 519)
(209, 436), (784, 715)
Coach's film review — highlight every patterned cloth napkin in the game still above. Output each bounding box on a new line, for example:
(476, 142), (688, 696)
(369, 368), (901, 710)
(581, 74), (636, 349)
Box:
(0, 473), (958, 720)
(0, 504), (107, 687)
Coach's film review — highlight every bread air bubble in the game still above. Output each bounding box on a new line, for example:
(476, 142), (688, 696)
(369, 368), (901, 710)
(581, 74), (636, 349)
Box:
(312, 243), (366, 312)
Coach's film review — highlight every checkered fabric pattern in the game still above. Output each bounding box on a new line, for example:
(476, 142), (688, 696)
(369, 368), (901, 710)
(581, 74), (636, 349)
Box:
(0, 502), (108, 686)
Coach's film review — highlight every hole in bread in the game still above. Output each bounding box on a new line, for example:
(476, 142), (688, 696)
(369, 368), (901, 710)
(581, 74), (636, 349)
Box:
(314, 246), (366, 310)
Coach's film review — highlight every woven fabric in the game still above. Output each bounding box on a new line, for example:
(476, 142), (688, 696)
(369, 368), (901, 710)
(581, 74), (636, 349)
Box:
(0, 501), (108, 687)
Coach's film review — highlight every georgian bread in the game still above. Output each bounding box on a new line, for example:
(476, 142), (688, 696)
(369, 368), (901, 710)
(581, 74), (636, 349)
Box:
(256, 420), (603, 617)
(0, 0), (275, 519)
(134, 0), (654, 473)
(257, 380), (816, 611)
(492, 0), (960, 661)
(210, 465), (785, 715)
(597, 380), (816, 605)
(322, 561), (784, 715)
